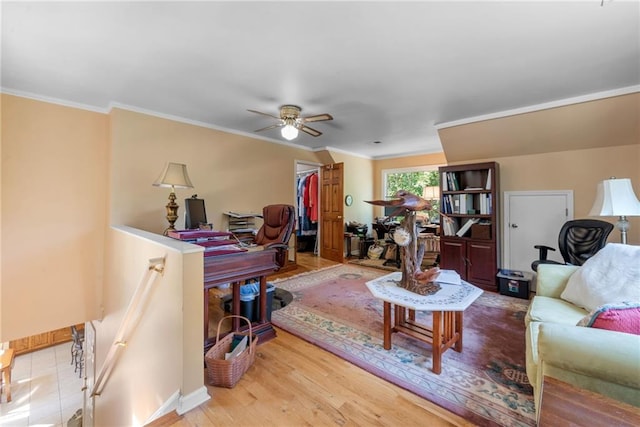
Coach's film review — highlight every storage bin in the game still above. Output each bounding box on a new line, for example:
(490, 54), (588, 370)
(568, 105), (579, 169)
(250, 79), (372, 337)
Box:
(222, 282), (259, 320)
(497, 269), (533, 299)
(253, 283), (276, 321)
(471, 223), (491, 240)
(223, 282), (276, 322)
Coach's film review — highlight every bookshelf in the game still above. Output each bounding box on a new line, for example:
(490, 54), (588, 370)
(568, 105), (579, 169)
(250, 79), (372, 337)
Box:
(438, 162), (499, 291)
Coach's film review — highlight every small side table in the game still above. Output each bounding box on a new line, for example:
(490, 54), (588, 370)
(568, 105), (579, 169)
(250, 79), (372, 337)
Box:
(1, 348), (15, 403)
(344, 232), (354, 258)
(366, 272), (482, 374)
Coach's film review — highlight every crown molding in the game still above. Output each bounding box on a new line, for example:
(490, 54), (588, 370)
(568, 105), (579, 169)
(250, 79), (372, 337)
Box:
(435, 85), (640, 130)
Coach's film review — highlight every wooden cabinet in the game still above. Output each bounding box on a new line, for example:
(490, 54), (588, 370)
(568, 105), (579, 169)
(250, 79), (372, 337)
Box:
(9, 324), (83, 355)
(439, 162), (499, 291)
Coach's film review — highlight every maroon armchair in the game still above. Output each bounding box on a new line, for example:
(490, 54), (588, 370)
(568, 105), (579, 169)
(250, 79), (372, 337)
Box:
(255, 204), (296, 269)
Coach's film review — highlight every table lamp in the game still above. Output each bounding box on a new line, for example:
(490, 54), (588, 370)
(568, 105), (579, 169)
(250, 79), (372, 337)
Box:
(588, 177), (640, 244)
(153, 162), (194, 235)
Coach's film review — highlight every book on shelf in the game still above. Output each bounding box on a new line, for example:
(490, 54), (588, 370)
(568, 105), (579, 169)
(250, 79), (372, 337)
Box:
(441, 215), (459, 236)
(456, 218), (480, 237)
(442, 171), (460, 191)
(460, 194), (473, 214)
(479, 193), (493, 214)
(485, 169), (492, 190)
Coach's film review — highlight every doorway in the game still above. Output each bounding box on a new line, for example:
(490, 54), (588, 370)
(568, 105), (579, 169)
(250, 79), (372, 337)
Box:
(295, 161), (322, 256)
(320, 162), (345, 263)
(502, 191), (573, 289)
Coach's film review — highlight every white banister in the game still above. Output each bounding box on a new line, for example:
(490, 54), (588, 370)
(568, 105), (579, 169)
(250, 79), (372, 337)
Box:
(91, 256), (165, 397)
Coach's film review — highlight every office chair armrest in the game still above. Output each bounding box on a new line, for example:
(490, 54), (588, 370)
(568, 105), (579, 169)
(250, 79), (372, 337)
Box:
(534, 244), (555, 260)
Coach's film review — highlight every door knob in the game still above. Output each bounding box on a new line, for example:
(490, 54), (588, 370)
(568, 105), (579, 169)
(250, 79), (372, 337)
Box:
(511, 224), (518, 228)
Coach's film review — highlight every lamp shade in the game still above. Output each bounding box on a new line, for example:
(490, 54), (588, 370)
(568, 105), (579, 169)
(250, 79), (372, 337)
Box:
(153, 162), (194, 189)
(422, 185), (440, 200)
(589, 178), (640, 217)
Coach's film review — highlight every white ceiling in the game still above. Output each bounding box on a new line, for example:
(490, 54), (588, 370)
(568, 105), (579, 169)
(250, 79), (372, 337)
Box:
(2, 1), (639, 159)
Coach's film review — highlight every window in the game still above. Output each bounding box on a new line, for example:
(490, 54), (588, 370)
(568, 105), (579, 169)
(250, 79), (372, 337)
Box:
(382, 166), (440, 220)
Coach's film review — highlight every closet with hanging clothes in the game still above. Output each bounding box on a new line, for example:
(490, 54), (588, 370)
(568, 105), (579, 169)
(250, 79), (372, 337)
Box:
(296, 164), (320, 254)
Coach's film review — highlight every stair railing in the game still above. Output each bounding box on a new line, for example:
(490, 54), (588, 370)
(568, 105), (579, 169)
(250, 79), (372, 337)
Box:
(91, 256), (165, 397)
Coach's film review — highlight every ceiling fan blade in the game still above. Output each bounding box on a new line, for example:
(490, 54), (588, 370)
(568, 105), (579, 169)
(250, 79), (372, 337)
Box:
(247, 109), (281, 120)
(301, 113), (333, 123)
(300, 125), (322, 137)
(254, 123), (283, 133)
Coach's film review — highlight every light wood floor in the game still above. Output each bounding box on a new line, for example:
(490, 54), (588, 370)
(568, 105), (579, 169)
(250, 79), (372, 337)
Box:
(155, 252), (472, 427)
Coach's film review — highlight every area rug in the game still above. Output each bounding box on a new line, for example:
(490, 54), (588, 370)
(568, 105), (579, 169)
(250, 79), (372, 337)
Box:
(270, 264), (536, 427)
(349, 254), (439, 273)
(348, 257), (401, 272)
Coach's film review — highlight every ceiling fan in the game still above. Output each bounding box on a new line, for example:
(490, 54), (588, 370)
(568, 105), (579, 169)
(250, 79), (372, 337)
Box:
(248, 105), (333, 140)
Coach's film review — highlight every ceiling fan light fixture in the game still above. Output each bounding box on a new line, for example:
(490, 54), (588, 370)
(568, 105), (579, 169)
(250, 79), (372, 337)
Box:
(280, 119), (298, 141)
(249, 105), (331, 139)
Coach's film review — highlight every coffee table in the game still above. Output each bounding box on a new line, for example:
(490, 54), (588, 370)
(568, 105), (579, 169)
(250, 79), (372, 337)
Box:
(366, 271), (482, 374)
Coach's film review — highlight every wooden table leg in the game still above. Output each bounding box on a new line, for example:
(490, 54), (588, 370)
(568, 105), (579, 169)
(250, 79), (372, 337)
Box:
(383, 301), (391, 349)
(259, 276), (267, 323)
(232, 281), (241, 331)
(203, 289), (210, 343)
(454, 311), (463, 352)
(432, 311), (442, 374)
(395, 305), (404, 328)
(5, 369), (10, 403)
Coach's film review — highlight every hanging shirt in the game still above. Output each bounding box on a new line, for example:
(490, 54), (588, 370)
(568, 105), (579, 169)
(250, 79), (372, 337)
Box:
(308, 172), (319, 223)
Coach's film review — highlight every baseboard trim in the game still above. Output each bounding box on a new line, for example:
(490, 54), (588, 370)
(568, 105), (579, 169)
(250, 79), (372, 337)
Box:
(145, 390), (180, 425)
(177, 386), (211, 415)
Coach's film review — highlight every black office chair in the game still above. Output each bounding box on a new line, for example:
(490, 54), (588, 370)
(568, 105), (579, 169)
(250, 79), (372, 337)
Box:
(254, 204), (296, 269)
(531, 219), (614, 271)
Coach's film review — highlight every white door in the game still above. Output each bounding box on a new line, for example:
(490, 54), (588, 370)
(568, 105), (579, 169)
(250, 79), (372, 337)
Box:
(503, 191), (573, 280)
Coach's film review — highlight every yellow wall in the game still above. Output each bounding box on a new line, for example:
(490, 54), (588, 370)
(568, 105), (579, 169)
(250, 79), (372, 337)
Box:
(109, 108), (324, 234)
(493, 144), (640, 245)
(1, 94), (108, 340)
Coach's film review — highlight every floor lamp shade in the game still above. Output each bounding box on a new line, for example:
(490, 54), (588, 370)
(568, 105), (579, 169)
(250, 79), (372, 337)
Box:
(153, 162), (194, 235)
(589, 178), (640, 244)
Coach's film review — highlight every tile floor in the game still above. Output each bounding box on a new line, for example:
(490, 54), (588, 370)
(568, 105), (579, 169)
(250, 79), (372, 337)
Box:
(1, 343), (83, 427)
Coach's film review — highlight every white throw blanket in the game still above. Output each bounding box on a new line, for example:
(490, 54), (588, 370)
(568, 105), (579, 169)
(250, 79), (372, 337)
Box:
(561, 243), (640, 311)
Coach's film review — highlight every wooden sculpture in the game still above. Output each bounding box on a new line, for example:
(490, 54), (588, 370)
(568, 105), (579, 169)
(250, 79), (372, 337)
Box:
(366, 191), (440, 295)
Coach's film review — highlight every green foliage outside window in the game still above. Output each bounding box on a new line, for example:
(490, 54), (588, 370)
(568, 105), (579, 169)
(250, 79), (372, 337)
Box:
(385, 170), (440, 219)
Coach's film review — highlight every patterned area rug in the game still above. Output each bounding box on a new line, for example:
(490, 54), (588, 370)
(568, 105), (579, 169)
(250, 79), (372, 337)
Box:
(348, 257), (401, 272)
(271, 264), (535, 427)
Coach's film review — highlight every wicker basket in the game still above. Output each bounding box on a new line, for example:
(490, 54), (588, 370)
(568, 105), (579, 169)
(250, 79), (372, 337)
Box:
(205, 315), (258, 388)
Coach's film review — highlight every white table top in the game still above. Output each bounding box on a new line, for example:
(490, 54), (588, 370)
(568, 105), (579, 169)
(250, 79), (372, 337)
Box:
(365, 271), (483, 311)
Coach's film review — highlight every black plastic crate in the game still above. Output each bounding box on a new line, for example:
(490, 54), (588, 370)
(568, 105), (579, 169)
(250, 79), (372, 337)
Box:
(497, 269), (533, 299)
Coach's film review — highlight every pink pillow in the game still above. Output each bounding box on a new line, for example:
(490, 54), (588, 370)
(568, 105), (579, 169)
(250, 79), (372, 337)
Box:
(577, 302), (640, 335)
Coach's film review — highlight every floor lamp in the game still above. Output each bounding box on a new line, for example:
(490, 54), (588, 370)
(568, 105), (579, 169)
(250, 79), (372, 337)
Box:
(153, 162), (194, 235)
(589, 177), (640, 244)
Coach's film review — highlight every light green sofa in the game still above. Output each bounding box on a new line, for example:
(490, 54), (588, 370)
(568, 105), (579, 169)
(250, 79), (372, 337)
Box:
(524, 264), (640, 414)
